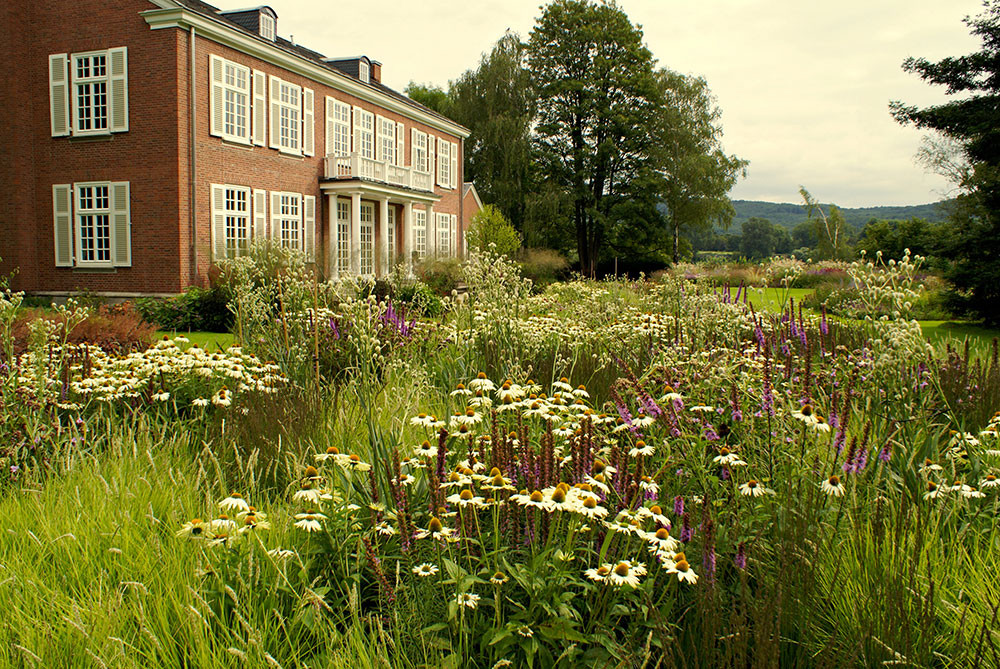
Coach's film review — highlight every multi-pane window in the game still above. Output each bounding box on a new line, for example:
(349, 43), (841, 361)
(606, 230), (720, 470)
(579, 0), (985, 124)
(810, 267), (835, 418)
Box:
(337, 200), (350, 274)
(333, 101), (350, 156)
(76, 184), (111, 265)
(222, 61), (249, 140)
(437, 213), (451, 257)
(438, 139), (451, 187)
(260, 14), (275, 41)
(359, 60), (370, 84)
(379, 117), (395, 164)
(276, 193), (302, 250)
(360, 202), (374, 276)
(387, 207), (396, 267)
(276, 80), (301, 152)
(414, 209), (427, 259)
(357, 109), (374, 159)
(413, 130), (428, 173)
(73, 54), (108, 134)
(224, 187), (250, 255)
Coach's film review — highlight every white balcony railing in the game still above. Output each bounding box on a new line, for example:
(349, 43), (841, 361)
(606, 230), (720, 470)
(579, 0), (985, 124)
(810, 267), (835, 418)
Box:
(324, 153), (434, 193)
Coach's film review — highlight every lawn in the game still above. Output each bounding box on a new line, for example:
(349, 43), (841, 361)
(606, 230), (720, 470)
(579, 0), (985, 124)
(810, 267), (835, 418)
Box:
(154, 330), (235, 350)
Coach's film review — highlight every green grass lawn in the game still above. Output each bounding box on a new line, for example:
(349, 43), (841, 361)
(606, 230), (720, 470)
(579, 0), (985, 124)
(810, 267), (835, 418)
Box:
(154, 331), (235, 350)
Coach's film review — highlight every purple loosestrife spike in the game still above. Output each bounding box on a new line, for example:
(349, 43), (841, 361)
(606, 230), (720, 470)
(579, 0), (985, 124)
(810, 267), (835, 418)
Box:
(680, 513), (694, 543)
(674, 496), (684, 516)
(735, 542), (747, 570)
(878, 442), (891, 463)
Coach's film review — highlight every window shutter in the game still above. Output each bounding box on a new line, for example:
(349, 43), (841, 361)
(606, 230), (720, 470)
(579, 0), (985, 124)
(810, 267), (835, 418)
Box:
(270, 192), (282, 240)
(110, 181), (131, 266)
(253, 189), (267, 240)
(451, 141), (458, 189)
(411, 128), (418, 169)
(451, 214), (457, 255)
(268, 76), (281, 149)
(303, 195), (316, 261)
(325, 96), (335, 156)
(210, 56), (225, 138)
(396, 122), (405, 166)
(375, 115), (386, 162)
(351, 107), (361, 153)
(210, 185), (228, 261)
(252, 70), (266, 146)
(52, 184), (73, 266)
(302, 87), (314, 156)
(49, 54), (70, 137)
(436, 138), (445, 187)
(109, 47), (128, 133)
(428, 134), (436, 182)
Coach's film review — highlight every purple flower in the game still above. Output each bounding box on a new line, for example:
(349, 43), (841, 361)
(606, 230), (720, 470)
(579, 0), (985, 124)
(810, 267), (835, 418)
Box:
(878, 442), (891, 463)
(673, 496), (684, 516)
(734, 542), (747, 570)
(680, 513), (694, 543)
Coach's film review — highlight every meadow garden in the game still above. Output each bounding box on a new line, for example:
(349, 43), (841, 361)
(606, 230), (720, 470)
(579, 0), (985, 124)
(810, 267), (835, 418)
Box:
(2, 248), (999, 668)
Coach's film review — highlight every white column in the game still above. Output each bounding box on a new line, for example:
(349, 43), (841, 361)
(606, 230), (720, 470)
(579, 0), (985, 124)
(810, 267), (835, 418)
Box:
(350, 192), (362, 275)
(403, 201), (414, 276)
(327, 194), (339, 280)
(378, 196), (389, 278)
(426, 203), (436, 259)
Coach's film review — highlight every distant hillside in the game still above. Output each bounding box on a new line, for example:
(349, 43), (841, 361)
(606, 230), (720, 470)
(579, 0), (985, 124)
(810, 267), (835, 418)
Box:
(729, 199), (951, 231)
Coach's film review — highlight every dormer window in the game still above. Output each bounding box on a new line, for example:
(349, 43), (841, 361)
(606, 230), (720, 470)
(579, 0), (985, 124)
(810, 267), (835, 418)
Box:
(359, 60), (370, 84)
(260, 14), (275, 41)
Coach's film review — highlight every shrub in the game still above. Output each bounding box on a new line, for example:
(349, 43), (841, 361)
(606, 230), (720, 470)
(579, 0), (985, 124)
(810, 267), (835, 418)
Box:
(465, 204), (521, 258)
(12, 302), (156, 354)
(517, 247), (568, 290)
(396, 281), (444, 316)
(136, 283), (233, 333)
(415, 256), (463, 296)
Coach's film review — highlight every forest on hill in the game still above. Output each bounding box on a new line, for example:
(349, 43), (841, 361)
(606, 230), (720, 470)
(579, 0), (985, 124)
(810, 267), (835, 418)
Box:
(730, 199), (950, 230)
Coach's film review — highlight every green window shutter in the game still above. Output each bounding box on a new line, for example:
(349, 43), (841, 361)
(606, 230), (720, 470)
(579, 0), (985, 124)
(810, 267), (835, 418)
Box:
(52, 184), (73, 266)
(110, 181), (131, 266)
(108, 47), (128, 133)
(49, 54), (70, 137)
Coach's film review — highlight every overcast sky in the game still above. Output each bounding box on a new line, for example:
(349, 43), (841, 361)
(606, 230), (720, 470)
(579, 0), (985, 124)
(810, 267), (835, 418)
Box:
(270, 0), (983, 207)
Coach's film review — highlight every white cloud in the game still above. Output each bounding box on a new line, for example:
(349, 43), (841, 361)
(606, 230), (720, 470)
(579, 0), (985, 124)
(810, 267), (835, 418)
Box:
(268, 0), (983, 206)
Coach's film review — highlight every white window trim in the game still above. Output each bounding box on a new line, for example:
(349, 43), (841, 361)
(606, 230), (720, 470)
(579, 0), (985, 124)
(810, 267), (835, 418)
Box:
(412, 129), (429, 174)
(377, 115), (395, 165)
(260, 14), (275, 41)
(271, 191), (304, 250)
(221, 58), (251, 144)
(273, 77), (302, 155)
(329, 98), (350, 156)
(74, 182), (113, 267)
(71, 51), (110, 136)
(413, 209), (427, 259)
(355, 107), (374, 159)
(359, 60), (370, 84)
(223, 185), (251, 256)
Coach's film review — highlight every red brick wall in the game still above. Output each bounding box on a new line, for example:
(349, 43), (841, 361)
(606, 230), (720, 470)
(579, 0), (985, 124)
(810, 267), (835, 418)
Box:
(0, 0), (185, 295)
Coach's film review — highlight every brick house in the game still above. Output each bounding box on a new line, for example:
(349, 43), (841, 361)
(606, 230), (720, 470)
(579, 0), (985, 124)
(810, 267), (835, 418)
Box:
(0, 0), (470, 297)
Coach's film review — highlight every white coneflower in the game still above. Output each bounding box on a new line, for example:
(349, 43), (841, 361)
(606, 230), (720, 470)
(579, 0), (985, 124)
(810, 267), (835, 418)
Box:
(440, 471), (473, 489)
(152, 391), (170, 402)
(738, 480), (773, 497)
(450, 383), (472, 397)
(293, 511), (326, 533)
(239, 514), (270, 533)
(266, 548), (296, 560)
(821, 475), (846, 497)
(446, 489), (487, 509)
(792, 404), (818, 427)
(918, 459), (943, 474)
(574, 496), (608, 520)
(689, 405), (715, 414)
(712, 447), (746, 466)
(490, 571), (509, 586)
(412, 563), (439, 577)
(415, 517), (457, 542)
(208, 531), (237, 548)
(572, 385), (590, 398)
(414, 440), (438, 459)
(923, 481), (944, 500)
(409, 413), (439, 428)
(638, 476), (660, 496)
(469, 372), (496, 393)
(212, 388), (232, 407)
(584, 475), (611, 494)
(981, 474), (999, 489)
(637, 505), (671, 528)
(341, 454), (372, 472)
(455, 592), (480, 609)
(951, 481), (985, 498)
(665, 553), (698, 584)
(646, 527), (679, 552)
(629, 440), (656, 457)
(812, 416), (831, 433)
(522, 401), (549, 419)
(632, 412), (656, 427)
(659, 385), (683, 403)
(606, 561), (642, 588)
(374, 521), (397, 536)
(513, 489), (548, 510)
(515, 626), (533, 638)
(219, 493), (250, 514)
(314, 446), (348, 463)
(210, 515), (238, 534)
(584, 564), (612, 582)
(176, 518), (209, 539)
(552, 424), (576, 439)
(468, 391), (493, 409)
(482, 470), (515, 491)
(192, 397), (210, 407)
(551, 377), (573, 393)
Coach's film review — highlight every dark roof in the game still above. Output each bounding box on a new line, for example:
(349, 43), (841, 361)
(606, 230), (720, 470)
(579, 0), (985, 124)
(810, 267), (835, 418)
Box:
(171, 0), (465, 132)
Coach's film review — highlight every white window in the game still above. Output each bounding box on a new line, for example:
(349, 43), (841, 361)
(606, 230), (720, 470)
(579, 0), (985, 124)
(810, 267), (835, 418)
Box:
(73, 53), (108, 134)
(378, 116), (396, 164)
(360, 202), (375, 276)
(437, 213), (451, 257)
(387, 207), (396, 267)
(337, 200), (350, 274)
(276, 80), (301, 153)
(76, 184), (111, 265)
(359, 60), (370, 84)
(412, 129), (429, 173)
(353, 108), (374, 159)
(414, 209), (427, 259)
(260, 14), (275, 41)
(209, 56), (252, 144)
(437, 138), (451, 188)
(52, 181), (131, 268)
(327, 98), (350, 156)
(50, 49), (127, 137)
(273, 193), (303, 250)
(223, 187), (250, 255)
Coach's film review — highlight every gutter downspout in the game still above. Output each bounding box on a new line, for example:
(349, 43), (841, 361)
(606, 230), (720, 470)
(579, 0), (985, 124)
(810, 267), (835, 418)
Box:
(189, 26), (198, 285)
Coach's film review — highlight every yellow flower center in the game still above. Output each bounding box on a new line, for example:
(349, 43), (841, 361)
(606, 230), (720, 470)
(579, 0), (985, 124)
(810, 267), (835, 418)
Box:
(460, 489), (473, 501)
(636, 440), (646, 449)
(492, 475), (505, 487)
(614, 562), (630, 576)
(304, 466), (319, 478)
(428, 517), (443, 533)
(650, 505), (662, 515)
(455, 383), (465, 390)
(489, 467), (501, 477)
(597, 566), (610, 576)
(674, 552), (686, 562)
(529, 490), (544, 503)
(560, 377), (569, 383)
(801, 404), (813, 416)
(747, 480), (758, 488)
(593, 459), (606, 473)
(477, 372), (487, 379)
(349, 454), (360, 462)
(676, 560), (690, 572)
(584, 497), (597, 509)
(326, 446), (339, 454)
(551, 489), (566, 504)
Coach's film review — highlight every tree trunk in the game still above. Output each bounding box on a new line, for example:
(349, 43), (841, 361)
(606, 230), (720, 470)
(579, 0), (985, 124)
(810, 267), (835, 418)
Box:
(673, 219), (680, 265)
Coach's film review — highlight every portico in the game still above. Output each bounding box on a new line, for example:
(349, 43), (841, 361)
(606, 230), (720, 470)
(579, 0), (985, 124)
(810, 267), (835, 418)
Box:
(320, 180), (441, 279)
